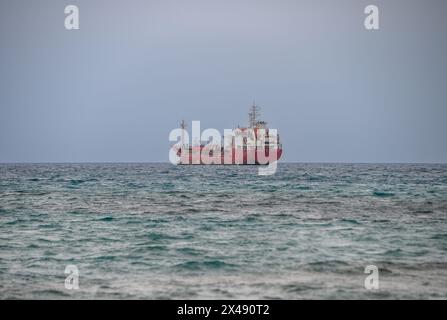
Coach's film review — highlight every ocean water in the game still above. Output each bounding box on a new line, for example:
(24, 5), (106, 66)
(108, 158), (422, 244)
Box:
(0, 163), (446, 299)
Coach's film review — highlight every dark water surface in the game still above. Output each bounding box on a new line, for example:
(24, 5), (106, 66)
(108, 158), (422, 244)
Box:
(0, 163), (446, 299)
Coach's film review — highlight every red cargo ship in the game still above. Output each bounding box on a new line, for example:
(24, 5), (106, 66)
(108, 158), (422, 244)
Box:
(174, 104), (282, 165)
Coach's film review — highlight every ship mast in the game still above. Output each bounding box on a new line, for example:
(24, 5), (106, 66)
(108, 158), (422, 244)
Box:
(248, 102), (260, 128)
(180, 120), (187, 147)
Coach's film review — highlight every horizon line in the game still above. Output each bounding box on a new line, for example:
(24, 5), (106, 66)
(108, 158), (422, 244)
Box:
(1, 161), (446, 165)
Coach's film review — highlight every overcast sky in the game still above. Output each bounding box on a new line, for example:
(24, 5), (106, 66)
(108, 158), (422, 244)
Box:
(1, 0), (446, 163)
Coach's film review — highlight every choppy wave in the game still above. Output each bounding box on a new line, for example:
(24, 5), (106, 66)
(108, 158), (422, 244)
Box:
(0, 163), (447, 299)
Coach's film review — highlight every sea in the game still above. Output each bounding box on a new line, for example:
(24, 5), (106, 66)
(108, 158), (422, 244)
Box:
(0, 163), (446, 299)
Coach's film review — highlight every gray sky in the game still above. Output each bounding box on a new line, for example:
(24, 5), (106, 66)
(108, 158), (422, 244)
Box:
(1, 0), (446, 163)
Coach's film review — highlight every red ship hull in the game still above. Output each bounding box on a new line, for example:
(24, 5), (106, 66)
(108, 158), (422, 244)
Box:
(176, 147), (282, 165)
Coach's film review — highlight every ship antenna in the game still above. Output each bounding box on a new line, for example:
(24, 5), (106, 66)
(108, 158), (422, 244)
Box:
(248, 102), (260, 128)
